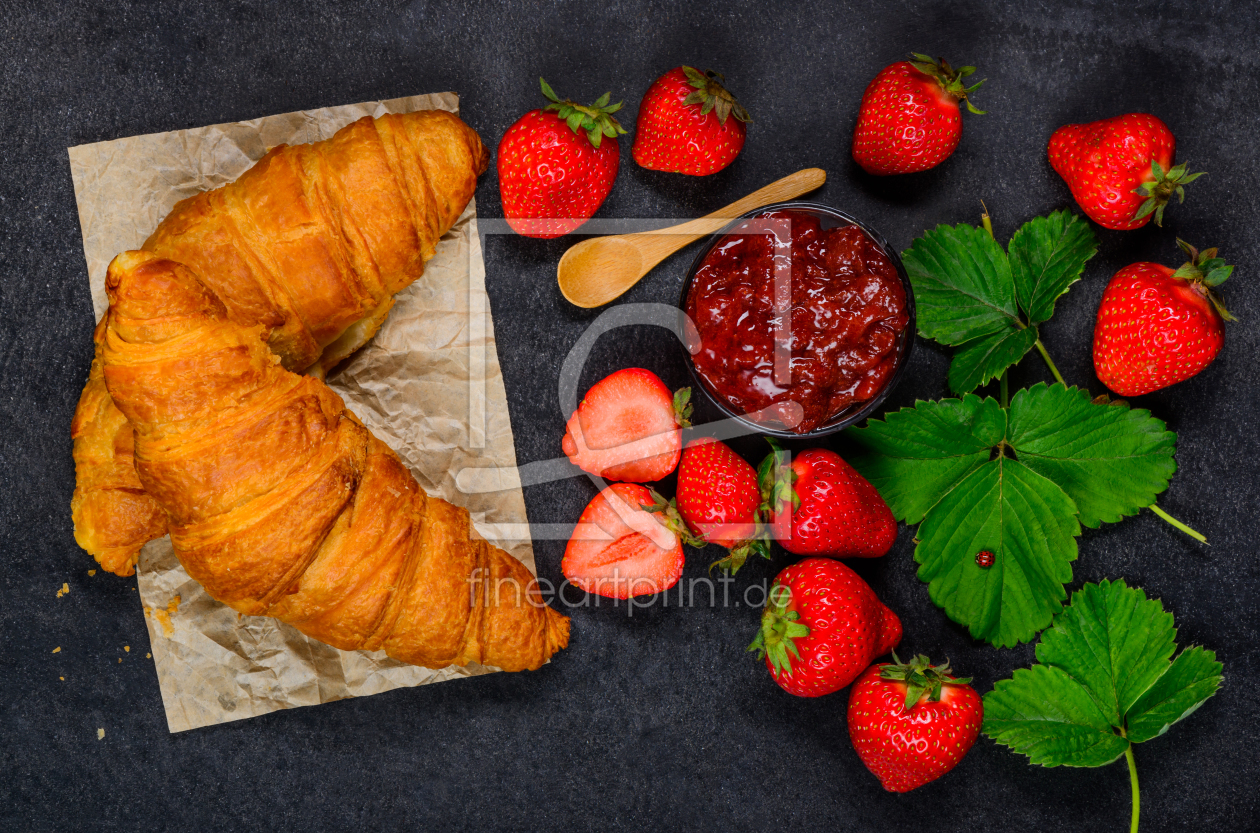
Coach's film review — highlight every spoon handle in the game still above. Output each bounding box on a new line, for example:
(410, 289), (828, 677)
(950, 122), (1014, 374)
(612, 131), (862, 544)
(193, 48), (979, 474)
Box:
(633, 167), (827, 267)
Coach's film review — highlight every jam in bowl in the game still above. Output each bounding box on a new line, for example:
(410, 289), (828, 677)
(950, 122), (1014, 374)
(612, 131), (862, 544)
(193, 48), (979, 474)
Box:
(679, 202), (914, 437)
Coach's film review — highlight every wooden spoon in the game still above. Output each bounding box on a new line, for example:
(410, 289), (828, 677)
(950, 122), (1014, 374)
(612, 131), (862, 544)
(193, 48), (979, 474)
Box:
(557, 167), (827, 308)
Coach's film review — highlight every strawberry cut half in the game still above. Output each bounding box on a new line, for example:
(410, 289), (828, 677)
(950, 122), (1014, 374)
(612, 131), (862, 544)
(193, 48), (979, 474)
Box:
(561, 368), (691, 482)
(563, 483), (684, 599)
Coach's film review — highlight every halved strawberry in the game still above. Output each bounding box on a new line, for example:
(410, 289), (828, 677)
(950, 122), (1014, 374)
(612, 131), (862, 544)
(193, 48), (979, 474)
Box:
(561, 368), (691, 482)
(562, 483), (685, 598)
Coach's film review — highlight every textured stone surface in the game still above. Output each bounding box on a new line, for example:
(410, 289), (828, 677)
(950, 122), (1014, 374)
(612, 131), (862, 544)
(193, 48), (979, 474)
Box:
(2, 1), (1257, 830)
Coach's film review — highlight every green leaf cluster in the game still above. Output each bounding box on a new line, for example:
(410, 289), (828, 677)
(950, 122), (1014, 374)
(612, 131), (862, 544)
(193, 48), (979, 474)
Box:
(847, 383), (1176, 647)
(902, 210), (1097, 393)
(983, 579), (1222, 767)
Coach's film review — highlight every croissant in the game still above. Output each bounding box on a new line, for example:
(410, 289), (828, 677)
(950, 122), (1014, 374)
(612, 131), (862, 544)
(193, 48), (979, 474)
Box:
(72, 109), (487, 576)
(101, 250), (568, 671)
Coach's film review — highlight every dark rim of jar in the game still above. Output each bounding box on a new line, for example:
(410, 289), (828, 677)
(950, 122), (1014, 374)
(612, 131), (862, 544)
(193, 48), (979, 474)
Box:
(676, 200), (917, 440)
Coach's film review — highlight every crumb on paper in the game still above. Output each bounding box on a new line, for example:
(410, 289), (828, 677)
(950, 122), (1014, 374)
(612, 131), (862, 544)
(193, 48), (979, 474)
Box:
(146, 595), (181, 637)
(124, 646), (130, 652)
(52, 647), (61, 653)
(88, 570), (96, 576)
(56, 583), (69, 598)
(97, 728), (104, 740)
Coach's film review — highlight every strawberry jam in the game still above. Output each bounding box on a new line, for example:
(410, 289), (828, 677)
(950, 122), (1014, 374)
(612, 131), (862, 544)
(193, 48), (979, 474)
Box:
(685, 209), (909, 433)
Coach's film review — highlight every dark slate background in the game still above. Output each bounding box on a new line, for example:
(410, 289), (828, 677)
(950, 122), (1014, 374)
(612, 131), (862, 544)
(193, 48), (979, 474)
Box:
(2, 1), (1257, 830)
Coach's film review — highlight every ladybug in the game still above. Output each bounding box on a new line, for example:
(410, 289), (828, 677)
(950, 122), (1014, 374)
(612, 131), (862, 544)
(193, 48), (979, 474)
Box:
(975, 550), (995, 568)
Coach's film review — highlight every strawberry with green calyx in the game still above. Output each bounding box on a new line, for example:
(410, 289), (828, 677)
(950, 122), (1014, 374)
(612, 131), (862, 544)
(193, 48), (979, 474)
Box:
(497, 78), (628, 239)
(749, 558), (902, 698)
(1049, 112), (1203, 230)
(1094, 239), (1234, 397)
(666, 438), (770, 574)
(561, 370), (691, 482)
(851, 53), (985, 176)
(848, 653), (982, 792)
(633, 66), (751, 176)
(758, 438), (897, 559)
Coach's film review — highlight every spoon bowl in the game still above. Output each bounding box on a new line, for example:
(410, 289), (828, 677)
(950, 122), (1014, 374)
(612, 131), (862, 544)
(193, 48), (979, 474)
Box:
(557, 236), (647, 308)
(556, 168), (826, 308)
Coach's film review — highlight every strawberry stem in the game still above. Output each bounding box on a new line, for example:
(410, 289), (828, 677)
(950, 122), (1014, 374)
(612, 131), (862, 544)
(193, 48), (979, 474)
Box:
(1148, 504), (1207, 544)
(879, 651), (972, 711)
(680, 66), (751, 125)
(539, 77), (628, 149)
(980, 201), (994, 239)
(1172, 239), (1236, 322)
(1131, 160), (1204, 227)
(1125, 743), (1140, 833)
(747, 583), (808, 676)
(908, 53), (986, 114)
(1034, 338), (1067, 386)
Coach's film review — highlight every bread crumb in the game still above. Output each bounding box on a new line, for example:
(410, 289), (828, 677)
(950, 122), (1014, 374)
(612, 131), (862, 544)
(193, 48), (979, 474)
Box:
(52, 646), (61, 653)
(145, 652), (151, 658)
(97, 728), (104, 740)
(56, 582), (69, 598)
(88, 570), (96, 576)
(59, 676), (64, 681)
(124, 646), (130, 652)
(150, 595), (181, 637)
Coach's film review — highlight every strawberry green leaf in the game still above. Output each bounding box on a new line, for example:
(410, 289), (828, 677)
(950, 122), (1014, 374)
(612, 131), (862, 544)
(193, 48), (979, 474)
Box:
(903, 213), (1099, 394)
(847, 394), (1005, 524)
(846, 384), (1180, 647)
(1008, 210), (1098, 325)
(984, 579), (1223, 768)
(915, 457), (1079, 647)
(902, 223), (1035, 394)
(980, 664), (1130, 767)
(902, 223), (1019, 346)
(1007, 384), (1177, 527)
(947, 326), (1040, 394)
(1032, 579), (1176, 724)
(1125, 646), (1224, 743)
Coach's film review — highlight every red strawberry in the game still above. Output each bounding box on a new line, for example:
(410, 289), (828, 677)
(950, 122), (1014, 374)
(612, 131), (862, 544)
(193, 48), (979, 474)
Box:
(562, 369), (691, 482)
(847, 654), (983, 793)
(497, 78), (627, 239)
(1094, 239), (1234, 397)
(632, 66), (751, 176)
(1048, 112), (1203, 230)
(562, 483), (684, 599)
(749, 558), (902, 698)
(760, 442), (897, 558)
(851, 54), (984, 176)
(671, 437), (769, 574)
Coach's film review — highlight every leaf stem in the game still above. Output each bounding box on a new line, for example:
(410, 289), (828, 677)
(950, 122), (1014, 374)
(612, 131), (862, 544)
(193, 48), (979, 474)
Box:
(999, 370), (1009, 408)
(1148, 504), (1208, 544)
(1125, 744), (1140, 833)
(980, 201), (994, 238)
(1033, 338), (1067, 386)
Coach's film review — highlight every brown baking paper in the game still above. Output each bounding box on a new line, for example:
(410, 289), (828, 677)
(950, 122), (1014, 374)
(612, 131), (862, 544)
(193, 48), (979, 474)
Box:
(67, 93), (534, 732)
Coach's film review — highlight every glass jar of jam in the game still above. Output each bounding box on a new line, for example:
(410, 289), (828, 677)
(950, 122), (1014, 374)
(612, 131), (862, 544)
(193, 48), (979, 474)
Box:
(680, 204), (913, 435)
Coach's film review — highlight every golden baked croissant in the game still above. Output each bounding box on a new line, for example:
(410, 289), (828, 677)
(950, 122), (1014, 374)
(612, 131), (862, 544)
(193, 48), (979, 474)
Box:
(101, 251), (568, 671)
(72, 109), (487, 576)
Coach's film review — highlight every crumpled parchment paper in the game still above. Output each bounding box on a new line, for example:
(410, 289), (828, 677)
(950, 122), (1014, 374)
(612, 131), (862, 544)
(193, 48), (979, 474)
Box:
(67, 93), (534, 732)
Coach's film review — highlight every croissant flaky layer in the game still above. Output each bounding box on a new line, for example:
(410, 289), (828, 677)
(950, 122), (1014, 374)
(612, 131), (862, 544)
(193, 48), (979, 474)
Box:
(72, 109), (489, 575)
(102, 252), (569, 672)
